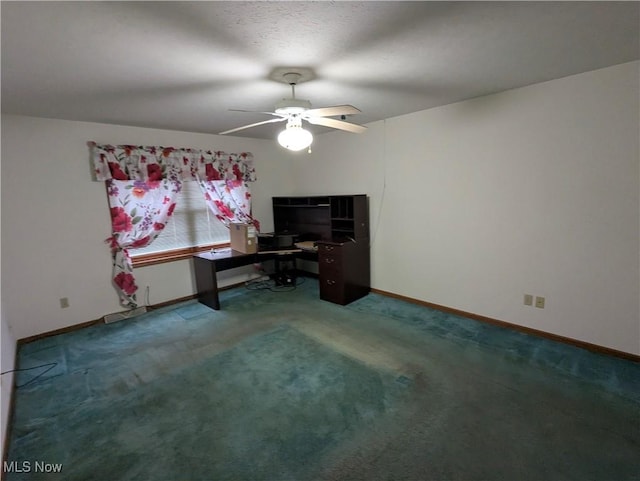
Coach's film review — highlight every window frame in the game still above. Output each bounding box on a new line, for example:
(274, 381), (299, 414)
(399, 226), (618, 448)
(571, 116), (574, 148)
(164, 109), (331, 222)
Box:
(131, 242), (230, 268)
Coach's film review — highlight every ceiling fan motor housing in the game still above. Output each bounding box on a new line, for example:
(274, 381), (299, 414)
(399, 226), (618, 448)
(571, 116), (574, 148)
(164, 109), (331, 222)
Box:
(275, 98), (312, 114)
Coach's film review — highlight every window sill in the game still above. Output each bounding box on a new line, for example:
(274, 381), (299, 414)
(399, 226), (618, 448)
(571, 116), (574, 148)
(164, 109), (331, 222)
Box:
(131, 242), (231, 268)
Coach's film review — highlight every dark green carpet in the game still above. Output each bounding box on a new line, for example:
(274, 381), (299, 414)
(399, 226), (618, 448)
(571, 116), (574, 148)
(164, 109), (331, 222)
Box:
(5, 278), (640, 480)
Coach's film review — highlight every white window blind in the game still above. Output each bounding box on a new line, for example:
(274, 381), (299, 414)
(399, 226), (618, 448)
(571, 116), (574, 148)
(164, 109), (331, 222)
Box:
(132, 181), (229, 256)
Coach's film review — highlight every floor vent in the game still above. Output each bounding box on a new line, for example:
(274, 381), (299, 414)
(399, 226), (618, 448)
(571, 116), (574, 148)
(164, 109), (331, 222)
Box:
(103, 306), (147, 324)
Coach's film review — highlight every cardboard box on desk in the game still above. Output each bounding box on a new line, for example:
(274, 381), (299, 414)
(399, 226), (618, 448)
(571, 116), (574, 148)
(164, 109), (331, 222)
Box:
(230, 223), (257, 253)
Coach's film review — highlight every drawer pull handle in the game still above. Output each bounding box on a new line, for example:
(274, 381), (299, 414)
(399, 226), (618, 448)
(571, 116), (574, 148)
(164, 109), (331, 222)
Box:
(326, 279), (336, 285)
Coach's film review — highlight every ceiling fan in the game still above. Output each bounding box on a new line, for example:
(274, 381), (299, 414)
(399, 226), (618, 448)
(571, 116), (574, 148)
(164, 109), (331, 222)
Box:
(219, 70), (367, 151)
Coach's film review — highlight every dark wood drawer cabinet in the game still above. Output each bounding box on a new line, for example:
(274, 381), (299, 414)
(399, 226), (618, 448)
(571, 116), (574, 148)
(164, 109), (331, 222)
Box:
(317, 240), (370, 305)
(318, 243), (344, 303)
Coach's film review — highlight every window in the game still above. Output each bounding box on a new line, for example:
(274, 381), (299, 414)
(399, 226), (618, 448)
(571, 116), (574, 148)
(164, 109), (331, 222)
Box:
(132, 181), (229, 266)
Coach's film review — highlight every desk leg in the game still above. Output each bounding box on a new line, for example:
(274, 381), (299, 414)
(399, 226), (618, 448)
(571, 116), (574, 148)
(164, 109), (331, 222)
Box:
(194, 256), (220, 310)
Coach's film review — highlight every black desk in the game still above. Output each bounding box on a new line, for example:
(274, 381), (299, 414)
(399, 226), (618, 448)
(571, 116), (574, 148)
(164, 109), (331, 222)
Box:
(193, 248), (315, 310)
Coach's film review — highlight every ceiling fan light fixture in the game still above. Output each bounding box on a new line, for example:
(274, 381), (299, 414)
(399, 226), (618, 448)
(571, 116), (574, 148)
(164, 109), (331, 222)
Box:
(220, 67), (366, 145)
(277, 125), (313, 151)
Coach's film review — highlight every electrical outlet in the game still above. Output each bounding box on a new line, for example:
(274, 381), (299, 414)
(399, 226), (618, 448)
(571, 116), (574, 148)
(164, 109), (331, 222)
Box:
(524, 294), (533, 306)
(535, 296), (545, 309)
(60, 297), (69, 309)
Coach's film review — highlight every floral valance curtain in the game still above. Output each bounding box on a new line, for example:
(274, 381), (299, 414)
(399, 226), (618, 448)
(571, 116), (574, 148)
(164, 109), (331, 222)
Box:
(89, 142), (256, 183)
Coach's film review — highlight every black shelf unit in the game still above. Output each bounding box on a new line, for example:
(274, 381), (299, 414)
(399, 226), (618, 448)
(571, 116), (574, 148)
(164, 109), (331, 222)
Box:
(329, 195), (369, 242)
(273, 196), (331, 241)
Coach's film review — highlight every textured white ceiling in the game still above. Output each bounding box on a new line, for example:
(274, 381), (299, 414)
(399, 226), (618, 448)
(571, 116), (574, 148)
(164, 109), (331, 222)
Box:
(2, 1), (638, 140)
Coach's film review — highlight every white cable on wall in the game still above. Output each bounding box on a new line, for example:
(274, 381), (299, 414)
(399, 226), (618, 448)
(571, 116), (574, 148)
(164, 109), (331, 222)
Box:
(371, 119), (387, 248)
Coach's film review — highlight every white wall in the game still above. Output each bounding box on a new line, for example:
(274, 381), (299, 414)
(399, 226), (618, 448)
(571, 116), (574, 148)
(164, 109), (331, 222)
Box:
(2, 61), (638, 356)
(1, 116), (293, 340)
(1, 306), (16, 461)
(298, 61), (640, 355)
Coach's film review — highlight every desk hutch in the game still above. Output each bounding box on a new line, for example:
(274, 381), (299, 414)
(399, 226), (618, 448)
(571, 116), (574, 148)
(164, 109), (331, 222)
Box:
(273, 194), (370, 305)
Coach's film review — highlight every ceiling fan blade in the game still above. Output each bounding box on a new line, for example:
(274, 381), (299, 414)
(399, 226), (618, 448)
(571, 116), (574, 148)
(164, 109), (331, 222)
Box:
(219, 117), (286, 135)
(229, 109), (287, 118)
(306, 116), (367, 134)
(304, 105), (361, 117)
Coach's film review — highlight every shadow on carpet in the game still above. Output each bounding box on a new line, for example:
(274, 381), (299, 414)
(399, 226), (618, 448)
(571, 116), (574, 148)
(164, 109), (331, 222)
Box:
(6, 325), (409, 481)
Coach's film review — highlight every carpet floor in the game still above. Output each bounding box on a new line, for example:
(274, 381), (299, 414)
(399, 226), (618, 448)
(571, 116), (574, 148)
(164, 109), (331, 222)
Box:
(5, 278), (640, 480)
